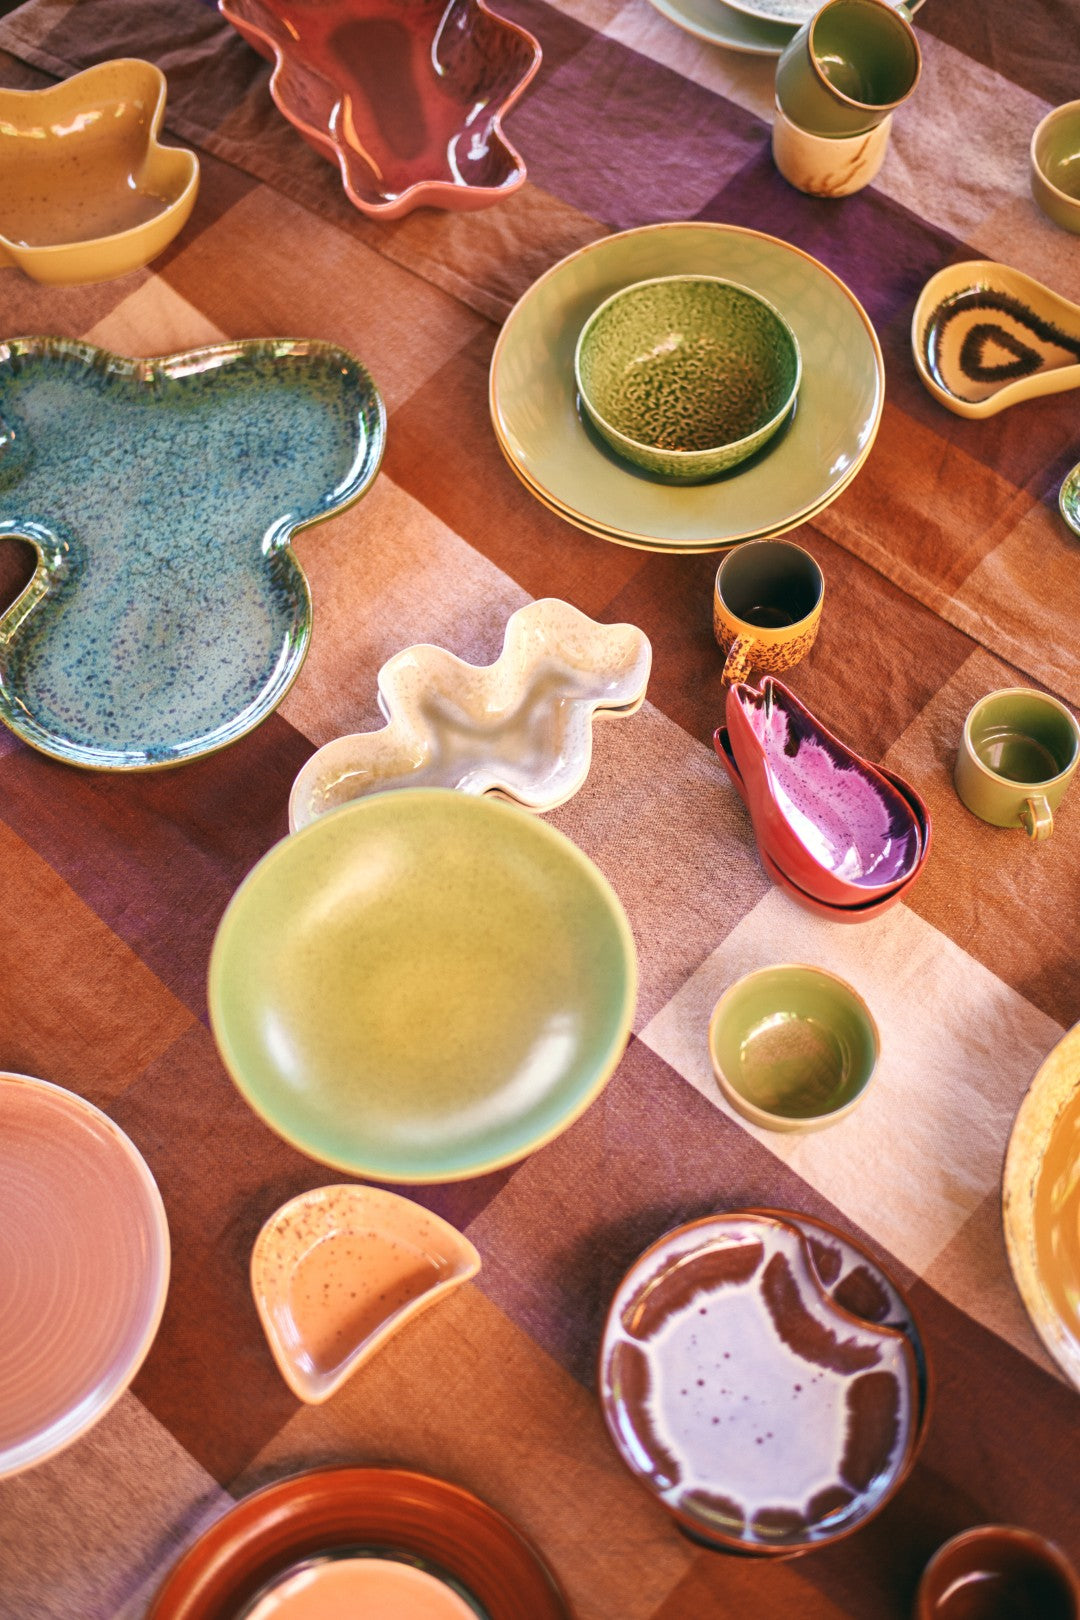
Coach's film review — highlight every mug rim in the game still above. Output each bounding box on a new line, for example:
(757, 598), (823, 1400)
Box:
(713, 536), (824, 638)
(915, 1524), (1080, 1618)
(807, 0), (922, 115)
(1030, 97), (1080, 208)
(961, 686), (1080, 791)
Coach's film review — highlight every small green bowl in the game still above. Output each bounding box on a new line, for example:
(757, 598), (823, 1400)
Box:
(574, 274), (802, 483)
(708, 963), (879, 1132)
(1031, 99), (1080, 235)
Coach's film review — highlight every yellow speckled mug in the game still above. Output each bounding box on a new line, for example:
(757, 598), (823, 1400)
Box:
(713, 538), (824, 685)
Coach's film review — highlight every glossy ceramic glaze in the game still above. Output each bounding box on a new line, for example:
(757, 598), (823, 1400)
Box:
(0, 337), (384, 769)
(775, 0), (920, 138)
(912, 260), (1080, 418)
(713, 724), (930, 922)
(954, 688), (1080, 839)
(238, 1552), (486, 1620)
(915, 1526), (1080, 1620)
(490, 222), (884, 550)
(1031, 101), (1080, 235)
(220, 0), (541, 218)
(289, 599), (652, 828)
(575, 276), (801, 481)
(251, 1185), (480, 1402)
(726, 678), (923, 903)
(0, 61), (199, 285)
(1060, 461), (1080, 537)
(209, 790), (636, 1182)
(1003, 1020), (1080, 1390)
(146, 1467), (571, 1620)
(772, 100), (893, 198)
(598, 1211), (918, 1553)
(709, 965), (879, 1131)
(724, 0), (920, 23)
(713, 538), (823, 684)
(0, 1072), (170, 1478)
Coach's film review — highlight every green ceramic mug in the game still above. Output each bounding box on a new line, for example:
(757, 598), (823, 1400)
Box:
(774, 0), (922, 139)
(954, 688), (1080, 840)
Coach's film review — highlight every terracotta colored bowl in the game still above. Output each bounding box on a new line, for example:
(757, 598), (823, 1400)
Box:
(915, 1525), (1080, 1620)
(219, 0), (541, 218)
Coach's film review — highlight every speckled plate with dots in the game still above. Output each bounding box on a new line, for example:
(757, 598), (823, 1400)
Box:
(0, 336), (385, 769)
(598, 1209), (920, 1555)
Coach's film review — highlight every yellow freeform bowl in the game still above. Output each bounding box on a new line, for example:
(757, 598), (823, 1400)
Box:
(0, 59), (199, 285)
(209, 789), (637, 1182)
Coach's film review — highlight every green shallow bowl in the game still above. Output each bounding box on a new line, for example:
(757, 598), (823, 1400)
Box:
(208, 789), (637, 1182)
(575, 275), (801, 482)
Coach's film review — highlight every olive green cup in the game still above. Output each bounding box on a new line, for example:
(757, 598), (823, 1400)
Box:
(954, 688), (1080, 840)
(574, 274), (801, 483)
(708, 964), (880, 1132)
(775, 0), (922, 139)
(1030, 99), (1080, 235)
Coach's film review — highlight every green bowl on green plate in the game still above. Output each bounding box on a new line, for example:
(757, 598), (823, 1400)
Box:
(574, 275), (801, 482)
(208, 789), (637, 1182)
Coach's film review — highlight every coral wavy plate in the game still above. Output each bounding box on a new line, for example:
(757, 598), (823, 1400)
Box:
(220, 0), (541, 218)
(147, 1467), (570, 1619)
(289, 598), (652, 828)
(0, 337), (384, 770)
(0, 60), (199, 286)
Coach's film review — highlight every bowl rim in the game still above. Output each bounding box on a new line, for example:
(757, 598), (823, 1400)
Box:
(1030, 97), (1080, 211)
(707, 961), (881, 1129)
(573, 272), (803, 467)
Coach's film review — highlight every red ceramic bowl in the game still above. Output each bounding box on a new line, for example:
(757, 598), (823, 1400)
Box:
(725, 678), (925, 907)
(714, 726), (930, 923)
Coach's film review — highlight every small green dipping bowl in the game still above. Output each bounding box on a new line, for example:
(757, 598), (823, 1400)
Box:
(574, 274), (802, 483)
(1031, 99), (1080, 235)
(708, 964), (879, 1132)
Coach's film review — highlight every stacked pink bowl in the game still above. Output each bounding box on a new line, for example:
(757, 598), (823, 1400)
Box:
(715, 677), (931, 922)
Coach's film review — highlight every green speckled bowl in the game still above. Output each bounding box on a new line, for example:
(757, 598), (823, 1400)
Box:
(574, 275), (801, 483)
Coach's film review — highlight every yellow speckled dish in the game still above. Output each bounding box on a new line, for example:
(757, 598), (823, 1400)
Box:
(0, 60), (199, 286)
(251, 1185), (480, 1403)
(209, 790), (637, 1182)
(1003, 1020), (1080, 1390)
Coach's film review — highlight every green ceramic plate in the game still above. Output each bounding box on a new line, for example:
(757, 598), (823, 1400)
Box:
(490, 223), (884, 549)
(493, 411), (870, 552)
(644, 0), (795, 56)
(208, 790), (637, 1182)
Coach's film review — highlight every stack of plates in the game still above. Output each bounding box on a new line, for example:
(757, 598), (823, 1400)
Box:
(641, 0), (925, 61)
(490, 223), (884, 555)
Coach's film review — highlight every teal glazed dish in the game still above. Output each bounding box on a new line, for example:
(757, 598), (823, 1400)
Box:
(574, 275), (801, 482)
(0, 337), (385, 769)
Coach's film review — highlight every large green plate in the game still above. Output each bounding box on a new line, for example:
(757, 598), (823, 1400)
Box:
(208, 790), (637, 1182)
(490, 223), (884, 549)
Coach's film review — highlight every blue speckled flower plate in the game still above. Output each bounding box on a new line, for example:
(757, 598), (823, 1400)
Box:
(0, 337), (385, 769)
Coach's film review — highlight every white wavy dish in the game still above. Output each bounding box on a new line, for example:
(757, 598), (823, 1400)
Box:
(289, 598), (652, 829)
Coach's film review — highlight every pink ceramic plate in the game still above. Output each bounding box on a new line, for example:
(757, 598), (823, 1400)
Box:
(0, 1072), (170, 1477)
(726, 678), (923, 905)
(599, 1210), (919, 1555)
(220, 0), (542, 218)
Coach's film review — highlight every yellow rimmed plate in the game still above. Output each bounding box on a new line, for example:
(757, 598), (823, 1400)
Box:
(490, 222), (883, 552)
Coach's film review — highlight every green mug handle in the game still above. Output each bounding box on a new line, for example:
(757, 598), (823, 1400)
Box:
(1021, 794), (1053, 840)
(722, 636), (755, 686)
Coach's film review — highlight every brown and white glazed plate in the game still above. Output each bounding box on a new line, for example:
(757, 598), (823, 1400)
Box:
(598, 1211), (920, 1554)
(147, 1467), (570, 1620)
(1003, 1020), (1080, 1390)
(0, 1072), (170, 1478)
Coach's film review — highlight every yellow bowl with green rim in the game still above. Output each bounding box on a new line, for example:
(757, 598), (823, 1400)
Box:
(208, 789), (637, 1182)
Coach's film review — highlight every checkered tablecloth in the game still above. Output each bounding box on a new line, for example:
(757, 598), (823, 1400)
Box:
(0, 0), (1077, 1614)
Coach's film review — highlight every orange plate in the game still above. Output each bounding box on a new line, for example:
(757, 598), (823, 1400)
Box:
(146, 1467), (570, 1620)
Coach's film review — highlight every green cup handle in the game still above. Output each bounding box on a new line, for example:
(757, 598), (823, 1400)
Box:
(1021, 794), (1053, 840)
(722, 636), (755, 686)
